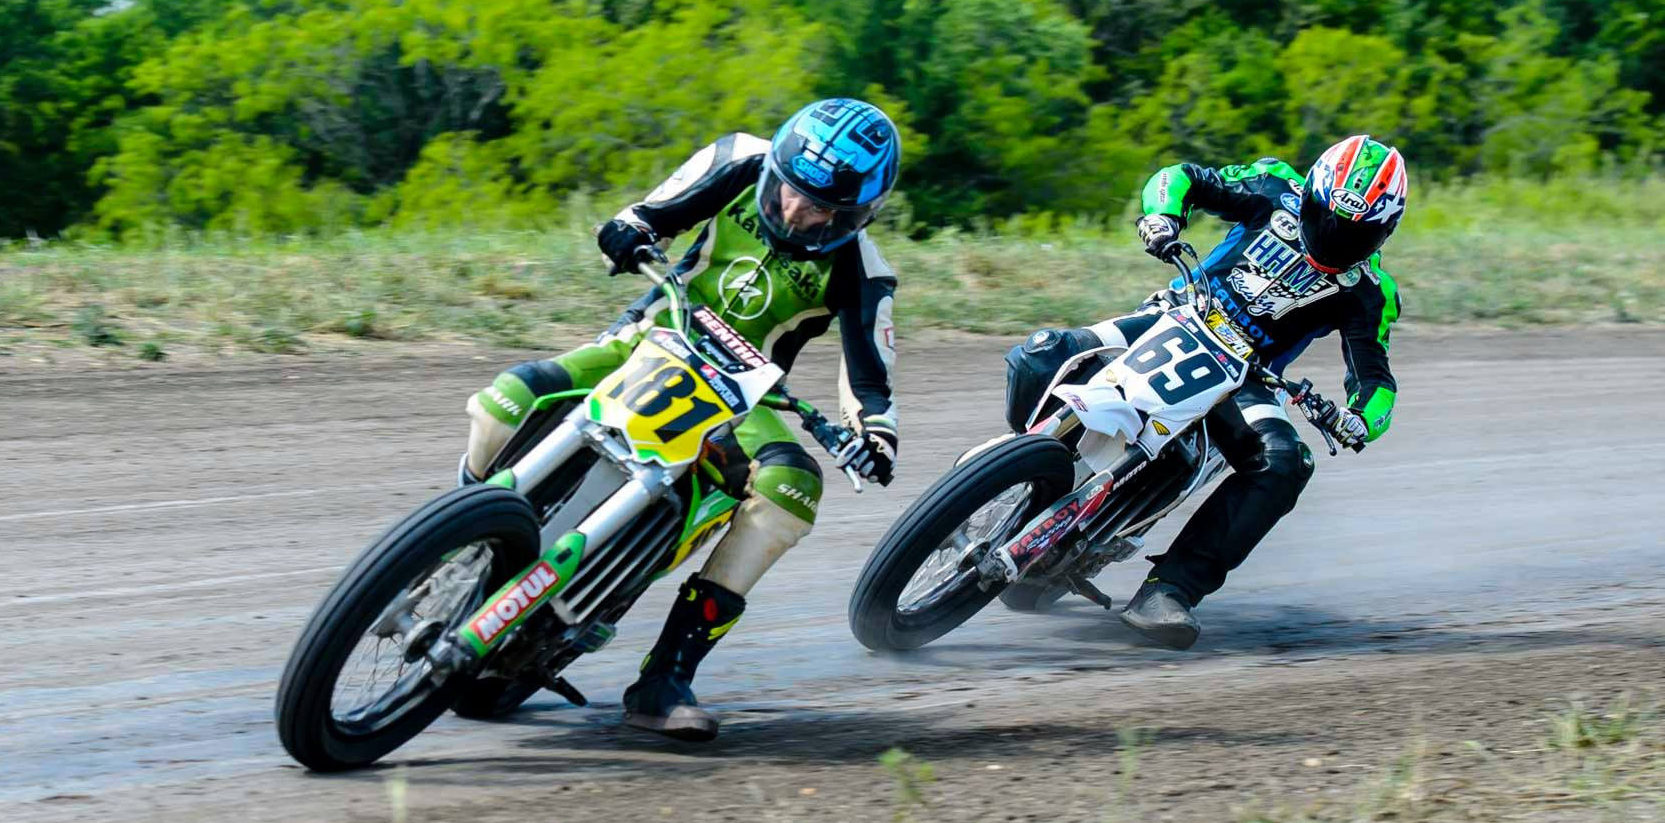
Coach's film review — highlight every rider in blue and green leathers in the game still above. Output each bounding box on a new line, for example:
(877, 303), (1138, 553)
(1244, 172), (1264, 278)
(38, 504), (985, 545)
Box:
(461, 99), (904, 740)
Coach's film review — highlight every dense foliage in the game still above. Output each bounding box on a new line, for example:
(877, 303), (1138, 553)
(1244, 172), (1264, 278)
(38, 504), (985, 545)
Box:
(2, 0), (1659, 238)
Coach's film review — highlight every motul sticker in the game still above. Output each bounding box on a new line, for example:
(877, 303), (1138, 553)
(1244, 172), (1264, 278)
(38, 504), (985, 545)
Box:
(471, 562), (560, 645)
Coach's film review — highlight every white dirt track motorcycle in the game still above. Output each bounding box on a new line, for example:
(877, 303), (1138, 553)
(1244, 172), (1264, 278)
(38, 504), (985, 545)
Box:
(848, 246), (1360, 650)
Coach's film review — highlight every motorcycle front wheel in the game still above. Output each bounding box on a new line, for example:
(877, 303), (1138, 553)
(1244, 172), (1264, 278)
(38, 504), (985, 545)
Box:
(848, 434), (1075, 651)
(275, 485), (540, 771)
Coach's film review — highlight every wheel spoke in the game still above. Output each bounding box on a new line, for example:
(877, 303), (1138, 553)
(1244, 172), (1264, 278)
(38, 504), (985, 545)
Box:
(329, 541), (497, 733)
(897, 483), (1033, 615)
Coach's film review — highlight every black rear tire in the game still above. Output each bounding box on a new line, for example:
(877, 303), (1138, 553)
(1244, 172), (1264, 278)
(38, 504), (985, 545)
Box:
(849, 435), (1076, 651)
(275, 485), (540, 771)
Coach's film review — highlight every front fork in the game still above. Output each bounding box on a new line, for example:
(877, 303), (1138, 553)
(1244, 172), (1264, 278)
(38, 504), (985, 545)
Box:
(978, 449), (1150, 587)
(426, 406), (678, 677)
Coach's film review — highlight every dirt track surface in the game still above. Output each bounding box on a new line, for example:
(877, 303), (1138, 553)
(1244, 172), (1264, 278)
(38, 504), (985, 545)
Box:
(3, 327), (1663, 822)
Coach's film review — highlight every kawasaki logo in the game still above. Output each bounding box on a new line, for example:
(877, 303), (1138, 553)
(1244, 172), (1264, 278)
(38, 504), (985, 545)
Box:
(471, 562), (560, 645)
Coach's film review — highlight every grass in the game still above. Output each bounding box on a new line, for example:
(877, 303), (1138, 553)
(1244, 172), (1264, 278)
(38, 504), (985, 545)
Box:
(1237, 694), (1664, 822)
(2, 177), (1662, 356)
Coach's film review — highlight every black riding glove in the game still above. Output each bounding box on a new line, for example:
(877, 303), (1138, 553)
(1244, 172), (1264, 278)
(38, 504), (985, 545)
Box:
(834, 417), (898, 486)
(597, 218), (664, 274)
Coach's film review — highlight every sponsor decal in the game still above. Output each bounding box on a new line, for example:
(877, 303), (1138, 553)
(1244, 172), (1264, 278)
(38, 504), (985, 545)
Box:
(1029, 329), (1054, 348)
(1015, 498), (1083, 561)
(716, 257), (773, 320)
(651, 329), (693, 359)
(1330, 188), (1368, 215)
(1060, 391), (1089, 412)
(1152, 420), (1170, 435)
(1270, 210), (1299, 241)
(1337, 267), (1362, 287)
(1280, 193), (1301, 213)
(1244, 230), (1302, 279)
(471, 562), (561, 645)
(698, 363), (745, 409)
(775, 482), (820, 514)
(791, 153), (834, 187)
(484, 385), (523, 419)
(694, 306), (769, 369)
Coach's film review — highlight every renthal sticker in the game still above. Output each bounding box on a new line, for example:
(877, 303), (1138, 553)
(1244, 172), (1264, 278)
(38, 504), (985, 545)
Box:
(1330, 188), (1368, 215)
(1270, 210), (1299, 241)
(694, 306), (767, 368)
(1015, 499), (1083, 559)
(471, 562), (560, 645)
(1280, 193), (1301, 213)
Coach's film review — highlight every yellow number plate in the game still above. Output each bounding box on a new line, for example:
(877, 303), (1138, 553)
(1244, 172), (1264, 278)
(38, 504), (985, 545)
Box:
(589, 335), (741, 466)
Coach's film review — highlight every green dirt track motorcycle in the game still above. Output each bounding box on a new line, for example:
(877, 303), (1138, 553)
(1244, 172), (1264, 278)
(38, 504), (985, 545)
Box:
(275, 260), (862, 772)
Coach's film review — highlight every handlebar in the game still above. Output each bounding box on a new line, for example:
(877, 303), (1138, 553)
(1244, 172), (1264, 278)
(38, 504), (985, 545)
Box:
(762, 389), (865, 493)
(1160, 246), (1364, 456)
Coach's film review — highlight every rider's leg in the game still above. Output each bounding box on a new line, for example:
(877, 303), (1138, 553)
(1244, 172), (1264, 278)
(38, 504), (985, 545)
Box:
(1122, 382), (1314, 648)
(461, 332), (643, 481)
(624, 408), (821, 740)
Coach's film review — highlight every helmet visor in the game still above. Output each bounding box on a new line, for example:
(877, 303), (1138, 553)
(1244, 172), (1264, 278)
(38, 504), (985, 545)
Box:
(758, 165), (880, 254)
(1299, 192), (1392, 273)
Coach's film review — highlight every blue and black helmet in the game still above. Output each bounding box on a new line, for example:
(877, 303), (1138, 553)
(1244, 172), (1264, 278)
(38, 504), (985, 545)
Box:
(757, 98), (901, 256)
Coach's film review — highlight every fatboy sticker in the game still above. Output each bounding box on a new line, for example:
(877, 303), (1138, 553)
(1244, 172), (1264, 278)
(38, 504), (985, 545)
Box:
(1270, 210), (1299, 241)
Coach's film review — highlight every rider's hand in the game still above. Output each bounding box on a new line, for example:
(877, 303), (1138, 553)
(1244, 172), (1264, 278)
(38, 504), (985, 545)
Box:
(1328, 408), (1369, 449)
(1135, 214), (1185, 262)
(597, 218), (664, 274)
(835, 418), (897, 486)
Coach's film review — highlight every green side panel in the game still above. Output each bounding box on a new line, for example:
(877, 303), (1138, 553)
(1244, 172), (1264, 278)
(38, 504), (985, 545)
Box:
(682, 488), (741, 540)
(477, 373), (537, 425)
(1141, 165), (1192, 218)
(486, 469), (516, 489)
(1219, 158), (1303, 185)
(1359, 388), (1397, 441)
(754, 463), (822, 525)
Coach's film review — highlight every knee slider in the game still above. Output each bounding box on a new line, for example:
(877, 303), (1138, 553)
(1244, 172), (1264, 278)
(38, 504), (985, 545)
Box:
(1251, 419), (1315, 487)
(751, 442), (822, 526)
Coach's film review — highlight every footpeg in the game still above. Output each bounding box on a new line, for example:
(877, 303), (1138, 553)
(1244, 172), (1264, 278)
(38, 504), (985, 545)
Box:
(1067, 574), (1115, 610)
(547, 675), (589, 707)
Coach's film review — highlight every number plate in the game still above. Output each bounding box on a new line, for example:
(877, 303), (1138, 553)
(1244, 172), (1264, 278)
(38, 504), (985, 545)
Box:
(1108, 306), (1250, 454)
(588, 329), (745, 466)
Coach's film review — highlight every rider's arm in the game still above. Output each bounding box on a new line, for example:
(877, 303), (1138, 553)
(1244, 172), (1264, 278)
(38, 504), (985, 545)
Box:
(614, 133), (770, 241)
(831, 235), (900, 436)
(1141, 158), (1303, 226)
(1339, 254), (1402, 441)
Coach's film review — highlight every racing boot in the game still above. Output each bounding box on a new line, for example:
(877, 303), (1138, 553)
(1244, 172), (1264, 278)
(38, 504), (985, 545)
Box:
(1118, 579), (1201, 650)
(622, 575), (745, 741)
